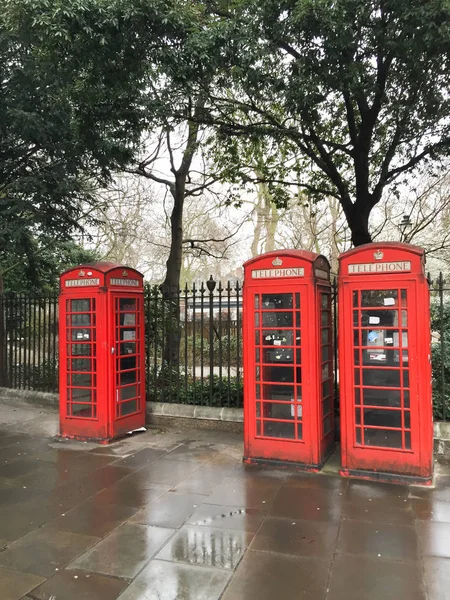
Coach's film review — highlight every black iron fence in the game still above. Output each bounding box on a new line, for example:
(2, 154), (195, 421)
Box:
(1, 275), (450, 419)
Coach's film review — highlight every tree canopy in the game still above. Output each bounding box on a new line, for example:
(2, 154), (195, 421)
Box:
(0, 0), (191, 287)
(186, 0), (450, 245)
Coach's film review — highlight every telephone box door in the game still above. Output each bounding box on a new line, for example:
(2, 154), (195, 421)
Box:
(110, 294), (145, 435)
(342, 280), (423, 475)
(246, 284), (315, 465)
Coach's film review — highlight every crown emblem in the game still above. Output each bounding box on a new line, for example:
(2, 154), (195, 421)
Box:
(122, 270), (128, 277)
(78, 270), (85, 277)
(87, 271), (93, 276)
(272, 257), (283, 266)
(373, 250), (384, 260)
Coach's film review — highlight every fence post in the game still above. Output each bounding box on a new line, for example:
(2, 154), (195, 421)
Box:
(0, 292), (7, 387)
(439, 272), (446, 421)
(207, 276), (216, 403)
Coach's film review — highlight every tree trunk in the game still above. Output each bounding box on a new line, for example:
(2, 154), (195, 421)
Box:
(160, 181), (184, 368)
(0, 271), (8, 387)
(348, 204), (372, 247)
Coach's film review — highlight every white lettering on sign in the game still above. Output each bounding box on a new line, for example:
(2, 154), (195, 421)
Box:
(348, 261), (411, 274)
(65, 278), (100, 287)
(314, 268), (330, 280)
(251, 267), (304, 279)
(110, 278), (140, 286)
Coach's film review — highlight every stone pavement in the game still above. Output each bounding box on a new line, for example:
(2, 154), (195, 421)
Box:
(0, 400), (450, 599)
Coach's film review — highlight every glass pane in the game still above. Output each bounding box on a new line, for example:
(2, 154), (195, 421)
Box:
(71, 404), (93, 417)
(355, 388), (361, 405)
(401, 290), (407, 305)
(353, 291), (359, 307)
(262, 330), (293, 346)
(256, 349), (260, 362)
(262, 402), (298, 420)
(256, 421), (261, 436)
(323, 397), (331, 415)
(405, 431), (411, 449)
(323, 380), (331, 397)
(404, 411), (410, 429)
(295, 293), (301, 308)
(262, 294), (293, 309)
(361, 290), (398, 307)
(295, 330), (301, 344)
(401, 310), (408, 326)
(262, 312), (293, 327)
(403, 371), (409, 387)
(254, 295), (260, 309)
(119, 357), (137, 371)
(120, 370), (137, 385)
(323, 415), (332, 435)
(355, 408), (361, 425)
(362, 368), (401, 387)
(70, 344), (92, 357)
(321, 311), (330, 326)
(295, 312), (301, 327)
(256, 402), (261, 417)
(263, 348), (294, 364)
(71, 299), (91, 312)
(255, 331), (260, 345)
(356, 428), (362, 444)
(120, 385), (137, 401)
(263, 384), (294, 401)
(296, 349), (301, 363)
(353, 311), (359, 327)
(71, 328), (92, 342)
(120, 313), (136, 326)
(363, 388), (401, 407)
(361, 310), (398, 327)
(72, 388), (92, 402)
(263, 421), (295, 439)
(404, 390), (410, 408)
(321, 293), (329, 308)
(121, 400), (137, 416)
(256, 384), (261, 399)
(120, 342), (137, 356)
(71, 313), (91, 326)
(353, 329), (360, 346)
(322, 346), (329, 361)
(70, 358), (92, 372)
(363, 408), (402, 428)
(354, 349), (360, 365)
(264, 366), (294, 383)
(71, 373), (92, 387)
(297, 423), (303, 440)
(322, 329), (330, 344)
(354, 369), (360, 385)
(119, 298), (137, 311)
(321, 363), (329, 380)
(364, 428), (402, 448)
(255, 313), (260, 327)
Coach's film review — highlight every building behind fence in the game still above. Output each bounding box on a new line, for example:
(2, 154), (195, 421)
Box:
(1, 276), (450, 420)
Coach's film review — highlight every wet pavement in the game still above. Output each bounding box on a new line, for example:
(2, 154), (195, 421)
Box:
(0, 403), (450, 599)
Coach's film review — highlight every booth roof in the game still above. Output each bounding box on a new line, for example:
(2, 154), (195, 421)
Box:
(243, 249), (327, 268)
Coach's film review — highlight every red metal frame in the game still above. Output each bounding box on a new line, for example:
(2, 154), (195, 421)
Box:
(243, 250), (334, 468)
(59, 262), (145, 443)
(338, 243), (433, 483)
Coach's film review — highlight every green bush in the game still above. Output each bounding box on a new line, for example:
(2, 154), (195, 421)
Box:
(147, 368), (243, 408)
(430, 299), (450, 421)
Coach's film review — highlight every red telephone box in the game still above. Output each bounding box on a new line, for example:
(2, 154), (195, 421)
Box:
(59, 262), (146, 443)
(243, 250), (335, 469)
(338, 243), (432, 484)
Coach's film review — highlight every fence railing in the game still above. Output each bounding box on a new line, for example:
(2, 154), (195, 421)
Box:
(1, 275), (450, 419)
